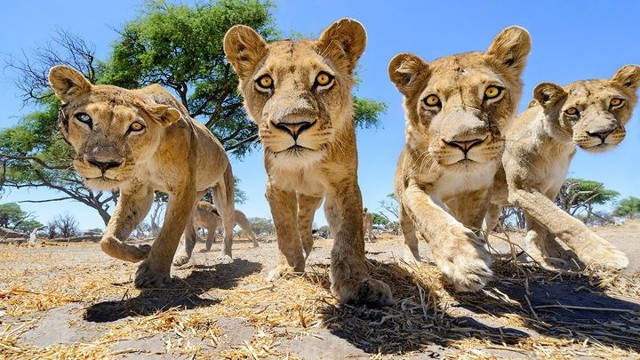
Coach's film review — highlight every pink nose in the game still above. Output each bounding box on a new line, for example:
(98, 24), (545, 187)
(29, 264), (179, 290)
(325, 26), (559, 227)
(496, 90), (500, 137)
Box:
(272, 121), (315, 140)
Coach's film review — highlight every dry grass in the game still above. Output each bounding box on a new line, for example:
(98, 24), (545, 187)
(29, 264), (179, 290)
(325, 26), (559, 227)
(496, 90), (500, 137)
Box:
(1, 236), (639, 359)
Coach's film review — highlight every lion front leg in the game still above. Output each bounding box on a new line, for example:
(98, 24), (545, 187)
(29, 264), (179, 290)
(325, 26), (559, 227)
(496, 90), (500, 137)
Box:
(173, 191), (206, 266)
(135, 187), (196, 288)
(511, 189), (628, 270)
(325, 182), (393, 306)
(266, 183), (305, 281)
(297, 194), (323, 259)
(100, 186), (154, 262)
(404, 185), (493, 292)
(399, 203), (422, 264)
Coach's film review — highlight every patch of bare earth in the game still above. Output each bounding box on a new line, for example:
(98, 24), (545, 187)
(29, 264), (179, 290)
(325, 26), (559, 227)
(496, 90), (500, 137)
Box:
(1, 223), (639, 359)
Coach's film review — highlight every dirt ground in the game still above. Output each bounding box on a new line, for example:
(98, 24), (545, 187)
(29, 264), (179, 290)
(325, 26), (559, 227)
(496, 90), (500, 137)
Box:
(1, 222), (639, 359)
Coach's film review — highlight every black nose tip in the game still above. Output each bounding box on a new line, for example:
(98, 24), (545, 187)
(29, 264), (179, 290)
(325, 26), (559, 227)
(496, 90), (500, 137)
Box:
(87, 159), (122, 173)
(587, 129), (614, 142)
(272, 121), (314, 140)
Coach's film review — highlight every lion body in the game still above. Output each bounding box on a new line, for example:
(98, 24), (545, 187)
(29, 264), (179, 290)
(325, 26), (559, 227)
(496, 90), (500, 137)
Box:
(487, 66), (640, 269)
(49, 66), (236, 287)
(194, 201), (259, 248)
(224, 19), (393, 305)
(388, 27), (531, 292)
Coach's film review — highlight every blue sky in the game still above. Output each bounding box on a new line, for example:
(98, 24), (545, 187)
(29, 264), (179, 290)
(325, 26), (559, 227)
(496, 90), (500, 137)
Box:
(1, 1), (639, 230)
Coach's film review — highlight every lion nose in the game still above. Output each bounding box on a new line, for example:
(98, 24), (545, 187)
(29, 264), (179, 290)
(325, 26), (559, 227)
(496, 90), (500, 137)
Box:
(87, 159), (123, 173)
(272, 121), (315, 140)
(447, 138), (486, 153)
(587, 129), (614, 142)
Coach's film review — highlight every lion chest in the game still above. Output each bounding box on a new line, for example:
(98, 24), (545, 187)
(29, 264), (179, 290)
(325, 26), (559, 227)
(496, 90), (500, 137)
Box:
(429, 163), (497, 203)
(268, 167), (327, 197)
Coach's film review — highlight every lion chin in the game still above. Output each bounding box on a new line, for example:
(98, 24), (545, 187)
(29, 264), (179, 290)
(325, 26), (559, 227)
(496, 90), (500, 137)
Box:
(83, 177), (122, 191)
(268, 146), (325, 169)
(578, 143), (618, 154)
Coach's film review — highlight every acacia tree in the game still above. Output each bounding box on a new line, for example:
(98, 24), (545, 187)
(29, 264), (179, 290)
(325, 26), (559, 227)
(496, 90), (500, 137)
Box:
(1, 0), (385, 226)
(555, 178), (619, 224)
(614, 196), (640, 219)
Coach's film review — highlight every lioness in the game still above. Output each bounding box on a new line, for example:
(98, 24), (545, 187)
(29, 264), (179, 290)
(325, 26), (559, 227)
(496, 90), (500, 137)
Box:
(389, 27), (531, 292)
(363, 208), (374, 242)
(194, 201), (259, 249)
(223, 18), (393, 305)
(486, 65), (640, 269)
(49, 66), (236, 287)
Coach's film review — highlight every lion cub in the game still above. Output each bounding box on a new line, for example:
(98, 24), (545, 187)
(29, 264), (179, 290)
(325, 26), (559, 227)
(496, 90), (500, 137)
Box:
(194, 201), (259, 249)
(389, 27), (531, 292)
(487, 65), (640, 269)
(49, 66), (236, 288)
(224, 19), (393, 306)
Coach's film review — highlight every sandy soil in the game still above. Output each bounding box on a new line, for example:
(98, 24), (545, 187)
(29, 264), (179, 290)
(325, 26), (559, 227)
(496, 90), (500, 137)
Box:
(0, 222), (639, 359)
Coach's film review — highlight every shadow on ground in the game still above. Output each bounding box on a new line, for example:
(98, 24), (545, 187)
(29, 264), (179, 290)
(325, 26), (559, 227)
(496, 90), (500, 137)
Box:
(84, 259), (262, 322)
(315, 260), (640, 354)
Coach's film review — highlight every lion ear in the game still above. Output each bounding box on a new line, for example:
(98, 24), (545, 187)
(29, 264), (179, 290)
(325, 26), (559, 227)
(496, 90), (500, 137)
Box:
(223, 25), (268, 80)
(611, 64), (640, 92)
(317, 18), (366, 73)
(485, 26), (531, 77)
(533, 82), (567, 109)
(388, 53), (429, 97)
(48, 65), (92, 103)
(146, 104), (182, 127)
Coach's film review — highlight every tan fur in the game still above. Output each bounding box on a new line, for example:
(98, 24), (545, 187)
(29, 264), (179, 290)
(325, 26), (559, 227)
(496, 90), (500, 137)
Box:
(224, 18), (392, 306)
(389, 27), (531, 292)
(363, 208), (374, 242)
(193, 201), (259, 248)
(49, 65), (236, 287)
(487, 65), (640, 269)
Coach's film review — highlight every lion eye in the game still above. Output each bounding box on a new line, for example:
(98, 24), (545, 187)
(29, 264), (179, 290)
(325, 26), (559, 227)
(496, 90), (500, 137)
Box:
(74, 113), (93, 128)
(484, 86), (503, 100)
(423, 94), (441, 108)
(129, 122), (145, 132)
(315, 72), (334, 87)
(610, 98), (624, 109)
(564, 107), (579, 117)
(256, 75), (273, 89)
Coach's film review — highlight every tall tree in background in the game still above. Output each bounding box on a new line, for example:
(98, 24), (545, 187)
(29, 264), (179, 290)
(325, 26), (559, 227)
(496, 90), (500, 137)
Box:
(614, 196), (640, 219)
(0, 0), (386, 225)
(1, 31), (117, 224)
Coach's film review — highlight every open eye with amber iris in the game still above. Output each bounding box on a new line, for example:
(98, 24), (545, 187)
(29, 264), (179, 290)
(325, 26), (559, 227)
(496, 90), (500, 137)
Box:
(129, 122), (145, 133)
(315, 71), (334, 87)
(423, 94), (441, 108)
(564, 107), (579, 117)
(610, 98), (625, 109)
(256, 75), (273, 90)
(484, 85), (503, 100)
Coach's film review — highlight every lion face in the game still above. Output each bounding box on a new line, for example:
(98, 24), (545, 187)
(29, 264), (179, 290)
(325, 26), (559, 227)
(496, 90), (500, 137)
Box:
(224, 19), (365, 168)
(48, 66), (181, 190)
(389, 27), (531, 171)
(533, 65), (640, 153)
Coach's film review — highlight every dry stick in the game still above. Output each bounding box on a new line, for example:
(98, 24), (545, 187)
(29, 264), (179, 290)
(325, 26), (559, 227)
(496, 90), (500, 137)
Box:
(533, 304), (639, 313)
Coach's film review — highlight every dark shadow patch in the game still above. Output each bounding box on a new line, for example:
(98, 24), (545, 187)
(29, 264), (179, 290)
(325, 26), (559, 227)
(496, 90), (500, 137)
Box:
(84, 259), (261, 323)
(453, 262), (640, 351)
(315, 261), (529, 354)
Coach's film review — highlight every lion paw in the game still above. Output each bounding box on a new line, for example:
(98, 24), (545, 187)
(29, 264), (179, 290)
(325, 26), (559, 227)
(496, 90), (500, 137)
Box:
(435, 227), (493, 292)
(216, 254), (233, 264)
(333, 278), (394, 307)
(581, 247), (629, 270)
(266, 264), (303, 282)
(134, 260), (172, 288)
(172, 252), (191, 266)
